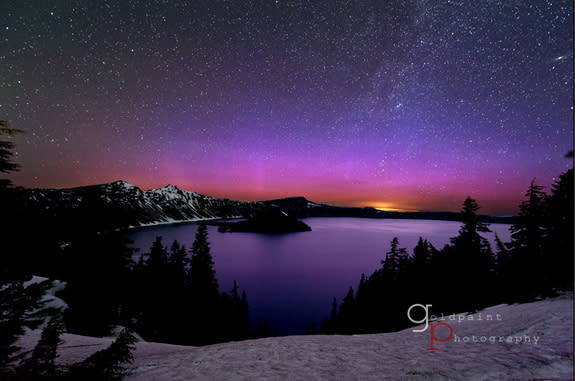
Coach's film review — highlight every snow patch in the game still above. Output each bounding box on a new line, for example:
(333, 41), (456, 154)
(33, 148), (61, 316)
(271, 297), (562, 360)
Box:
(15, 294), (573, 380)
(24, 275), (68, 312)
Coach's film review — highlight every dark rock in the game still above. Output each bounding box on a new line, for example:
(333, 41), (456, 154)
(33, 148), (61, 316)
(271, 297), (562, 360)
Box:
(217, 208), (311, 234)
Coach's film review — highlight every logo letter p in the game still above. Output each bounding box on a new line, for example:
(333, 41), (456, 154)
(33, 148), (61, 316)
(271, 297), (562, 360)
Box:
(427, 322), (453, 351)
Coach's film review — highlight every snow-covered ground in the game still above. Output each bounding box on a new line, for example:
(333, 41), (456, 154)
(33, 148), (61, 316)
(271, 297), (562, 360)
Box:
(23, 275), (68, 312)
(18, 293), (573, 380)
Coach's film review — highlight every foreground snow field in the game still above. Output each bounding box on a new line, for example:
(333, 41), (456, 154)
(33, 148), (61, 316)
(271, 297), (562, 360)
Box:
(19, 293), (573, 380)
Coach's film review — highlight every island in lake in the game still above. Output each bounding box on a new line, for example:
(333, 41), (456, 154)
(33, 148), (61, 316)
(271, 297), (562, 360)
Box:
(214, 208), (312, 233)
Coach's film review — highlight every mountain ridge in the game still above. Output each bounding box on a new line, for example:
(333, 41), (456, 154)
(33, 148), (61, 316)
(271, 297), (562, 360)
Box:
(7, 180), (515, 235)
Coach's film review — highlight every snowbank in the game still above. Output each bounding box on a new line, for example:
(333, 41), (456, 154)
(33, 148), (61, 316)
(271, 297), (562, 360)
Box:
(19, 293), (574, 380)
(23, 275), (68, 312)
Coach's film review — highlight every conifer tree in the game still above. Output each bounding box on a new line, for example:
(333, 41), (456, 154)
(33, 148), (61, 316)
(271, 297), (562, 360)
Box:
(337, 287), (356, 333)
(61, 234), (136, 337)
(0, 120), (24, 273)
(67, 329), (137, 380)
(221, 281), (250, 341)
(187, 224), (220, 344)
(545, 167), (574, 289)
(0, 120), (23, 188)
(506, 180), (548, 297)
(0, 278), (52, 376)
(382, 237), (408, 278)
(412, 237), (431, 270)
(329, 297), (337, 323)
(320, 297), (338, 334)
(509, 180), (546, 256)
(451, 197), (491, 247)
(449, 198), (494, 310)
(350, 273), (371, 333)
(0, 122), (55, 377)
(147, 236), (168, 270)
(20, 315), (65, 378)
(133, 236), (173, 341)
(239, 290), (250, 339)
(408, 237), (436, 306)
(169, 240), (188, 283)
(494, 233), (519, 301)
(354, 274), (367, 307)
(189, 224), (219, 300)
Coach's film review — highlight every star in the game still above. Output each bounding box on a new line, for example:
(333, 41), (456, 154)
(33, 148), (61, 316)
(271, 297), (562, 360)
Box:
(0, 0), (571, 214)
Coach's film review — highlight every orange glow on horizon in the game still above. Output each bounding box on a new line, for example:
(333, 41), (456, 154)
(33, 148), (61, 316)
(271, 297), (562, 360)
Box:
(356, 201), (417, 213)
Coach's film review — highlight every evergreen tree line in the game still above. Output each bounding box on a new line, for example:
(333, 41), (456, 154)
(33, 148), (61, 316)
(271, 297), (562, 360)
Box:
(1, 122), (138, 379)
(319, 166), (573, 335)
(60, 224), (251, 346)
(1, 121), (573, 377)
(0, 278), (137, 380)
(0, 226), (253, 379)
(0, 121), (253, 378)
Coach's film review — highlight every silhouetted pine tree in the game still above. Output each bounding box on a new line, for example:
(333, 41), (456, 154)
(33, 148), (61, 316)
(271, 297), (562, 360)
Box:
(168, 240), (188, 285)
(146, 236), (168, 270)
(189, 225), (219, 300)
(337, 287), (356, 333)
(187, 224), (220, 344)
(509, 180), (546, 256)
(239, 290), (250, 338)
(452, 198), (492, 242)
(382, 237), (408, 278)
(449, 197), (495, 310)
(0, 277), (52, 377)
(0, 123), (38, 376)
(61, 234), (136, 337)
(66, 329), (137, 381)
(231, 280), (239, 302)
(0, 122), (29, 274)
(0, 120), (23, 188)
(320, 297), (338, 334)
(140, 236), (175, 341)
(379, 237), (410, 330)
(230, 281), (250, 340)
(506, 180), (548, 299)
(407, 237), (437, 307)
(353, 273), (369, 333)
(316, 178), (571, 337)
(493, 233), (516, 302)
(545, 167), (574, 289)
(160, 240), (189, 343)
(20, 315), (65, 379)
(220, 280), (250, 341)
(413, 238), (438, 275)
(132, 237), (190, 343)
(130, 231), (250, 345)
(348, 270), (378, 334)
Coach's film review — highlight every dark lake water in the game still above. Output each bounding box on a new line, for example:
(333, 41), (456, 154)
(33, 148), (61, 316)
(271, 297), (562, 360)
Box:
(126, 217), (512, 335)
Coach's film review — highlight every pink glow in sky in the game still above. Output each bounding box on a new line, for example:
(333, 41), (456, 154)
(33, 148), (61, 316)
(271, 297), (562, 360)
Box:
(3, 1), (573, 215)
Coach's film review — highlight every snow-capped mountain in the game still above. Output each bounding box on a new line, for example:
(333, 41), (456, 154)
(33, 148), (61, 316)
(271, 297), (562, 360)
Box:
(14, 180), (263, 231)
(9, 180), (513, 235)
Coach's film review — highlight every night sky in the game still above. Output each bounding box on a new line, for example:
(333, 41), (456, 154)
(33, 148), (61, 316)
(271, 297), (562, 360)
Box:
(1, 0), (573, 214)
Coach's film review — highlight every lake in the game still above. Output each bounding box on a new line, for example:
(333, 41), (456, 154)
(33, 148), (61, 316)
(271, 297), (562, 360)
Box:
(126, 217), (512, 335)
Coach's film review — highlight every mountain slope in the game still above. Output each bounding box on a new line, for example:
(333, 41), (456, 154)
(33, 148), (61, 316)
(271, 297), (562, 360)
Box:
(13, 180), (262, 232)
(17, 293), (574, 380)
(12, 181), (384, 232)
(9, 180), (514, 235)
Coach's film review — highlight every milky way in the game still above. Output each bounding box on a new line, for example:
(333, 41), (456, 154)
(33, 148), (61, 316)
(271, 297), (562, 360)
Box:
(1, 0), (572, 213)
